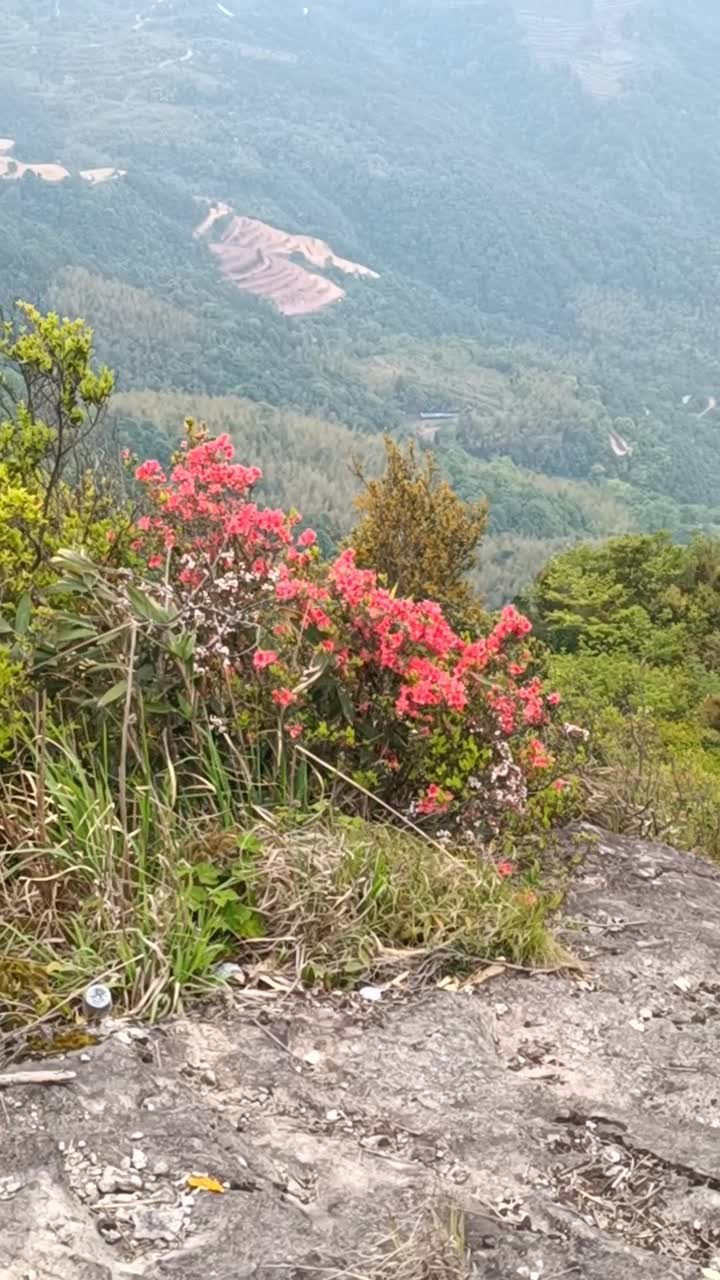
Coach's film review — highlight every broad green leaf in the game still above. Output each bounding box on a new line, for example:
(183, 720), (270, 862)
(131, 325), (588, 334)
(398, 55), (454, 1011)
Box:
(238, 833), (262, 856)
(186, 885), (209, 908)
(225, 904), (265, 939)
(140, 700), (174, 715)
(14, 593), (31, 636)
(53, 623), (98, 646)
(212, 888), (240, 908)
(337, 684), (355, 725)
(193, 862), (221, 886)
(97, 679), (129, 708)
(168, 631), (196, 662)
(45, 578), (91, 597)
(51, 549), (99, 576)
(126, 584), (177, 625)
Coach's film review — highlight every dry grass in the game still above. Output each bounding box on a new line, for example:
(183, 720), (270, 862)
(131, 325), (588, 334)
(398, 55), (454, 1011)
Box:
(578, 716), (720, 862)
(251, 819), (564, 989)
(272, 1205), (471, 1280)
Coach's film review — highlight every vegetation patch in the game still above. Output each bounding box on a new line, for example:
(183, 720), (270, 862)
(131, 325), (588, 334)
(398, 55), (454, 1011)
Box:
(0, 305), (567, 1053)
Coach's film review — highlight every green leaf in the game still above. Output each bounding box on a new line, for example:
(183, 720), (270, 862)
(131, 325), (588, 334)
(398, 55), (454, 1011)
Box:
(224, 904), (265, 939)
(14, 593), (31, 637)
(97, 679), (129, 708)
(0, 617), (14, 635)
(186, 885), (209, 908)
(193, 862), (221, 887)
(140, 700), (174, 716)
(212, 887), (240, 908)
(45, 577), (91, 597)
(168, 631), (196, 662)
(337, 683), (355, 725)
(53, 623), (98, 647)
(51, 549), (99, 575)
(237, 833), (262, 857)
(126, 585), (177, 625)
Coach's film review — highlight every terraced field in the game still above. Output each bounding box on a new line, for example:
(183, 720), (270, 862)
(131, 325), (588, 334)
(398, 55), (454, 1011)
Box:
(513, 0), (642, 97)
(195, 204), (379, 317)
(357, 344), (507, 417)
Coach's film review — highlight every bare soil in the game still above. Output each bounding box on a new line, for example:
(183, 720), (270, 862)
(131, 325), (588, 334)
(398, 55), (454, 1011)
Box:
(0, 140), (125, 185)
(195, 203), (378, 317)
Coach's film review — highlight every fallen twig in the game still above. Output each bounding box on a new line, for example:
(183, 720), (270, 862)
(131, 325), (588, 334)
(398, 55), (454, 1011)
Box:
(0, 1069), (76, 1088)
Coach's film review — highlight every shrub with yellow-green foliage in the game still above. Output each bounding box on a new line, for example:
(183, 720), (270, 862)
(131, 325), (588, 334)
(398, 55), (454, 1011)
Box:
(350, 438), (488, 632)
(0, 303), (134, 747)
(0, 303), (131, 590)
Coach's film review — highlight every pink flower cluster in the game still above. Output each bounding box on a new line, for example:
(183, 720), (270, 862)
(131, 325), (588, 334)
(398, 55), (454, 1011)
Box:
(132, 431), (563, 820)
(134, 432), (308, 577)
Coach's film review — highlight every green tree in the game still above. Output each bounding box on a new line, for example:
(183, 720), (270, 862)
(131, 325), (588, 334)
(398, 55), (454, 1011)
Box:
(350, 438), (488, 630)
(527, 534), (690, 661)
(0, 302), (120, 594)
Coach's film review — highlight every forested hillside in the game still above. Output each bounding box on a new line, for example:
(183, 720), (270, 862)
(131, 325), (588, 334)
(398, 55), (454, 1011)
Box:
(3, 0), (720, 598)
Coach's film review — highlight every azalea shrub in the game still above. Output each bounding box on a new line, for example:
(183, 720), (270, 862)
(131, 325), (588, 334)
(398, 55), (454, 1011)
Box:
(109, 424), (563, 829)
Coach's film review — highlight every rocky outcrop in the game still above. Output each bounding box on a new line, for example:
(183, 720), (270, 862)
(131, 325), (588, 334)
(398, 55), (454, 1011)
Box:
(2, 827), (719, 1279)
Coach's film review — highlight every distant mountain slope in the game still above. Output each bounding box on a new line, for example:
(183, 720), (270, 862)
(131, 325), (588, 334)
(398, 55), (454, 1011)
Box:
(512, 0), (643, 97)
(2, 0), (720, 599)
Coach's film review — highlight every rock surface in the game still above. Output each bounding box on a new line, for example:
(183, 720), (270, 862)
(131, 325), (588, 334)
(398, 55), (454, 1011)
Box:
(2, 826), (720, 1280)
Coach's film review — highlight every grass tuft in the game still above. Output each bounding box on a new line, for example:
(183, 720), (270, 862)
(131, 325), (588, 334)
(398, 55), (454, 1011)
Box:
(0, 726), (565, 1057)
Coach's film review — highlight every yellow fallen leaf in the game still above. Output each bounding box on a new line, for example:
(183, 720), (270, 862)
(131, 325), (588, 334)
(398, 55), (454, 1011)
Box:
(460, 963), (506, 990)
(187, 1174), (225, 1194)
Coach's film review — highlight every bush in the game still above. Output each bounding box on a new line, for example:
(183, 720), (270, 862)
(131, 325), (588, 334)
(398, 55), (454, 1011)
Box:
(577, 711), (720, 860)
(350, 437), (488, 633)
(0, 314), (566, 1038)
(30, 423), (562, 832)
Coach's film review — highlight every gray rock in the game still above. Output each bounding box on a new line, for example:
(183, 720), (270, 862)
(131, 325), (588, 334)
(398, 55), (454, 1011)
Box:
(131, 1205), (185, 1243)
(97, 1166), (143, 1195)
(0, 828), (719, 1280)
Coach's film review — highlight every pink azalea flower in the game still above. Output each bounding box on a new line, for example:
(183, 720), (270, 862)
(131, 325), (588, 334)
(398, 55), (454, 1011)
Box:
(272, 688), (297, 708)
(253, 649), (278, 670)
